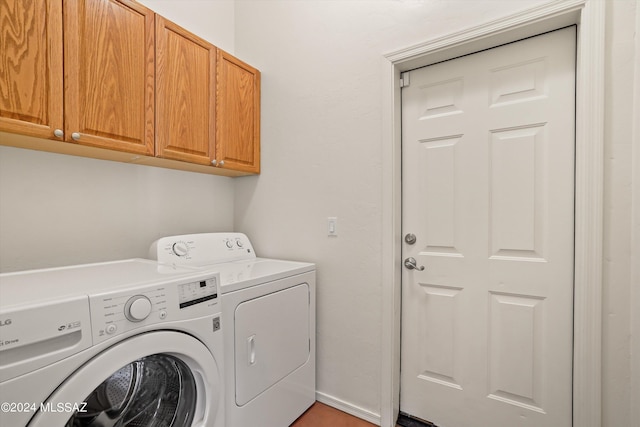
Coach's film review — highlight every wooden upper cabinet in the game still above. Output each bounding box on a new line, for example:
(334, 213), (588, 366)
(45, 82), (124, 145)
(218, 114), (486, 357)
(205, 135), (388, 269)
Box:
(1, 0), (260, 176)
(216, 50), (261, 174)
(63, 0), (155, 155)
(155, 15), (216, 165)
(0, 0), (64, 139)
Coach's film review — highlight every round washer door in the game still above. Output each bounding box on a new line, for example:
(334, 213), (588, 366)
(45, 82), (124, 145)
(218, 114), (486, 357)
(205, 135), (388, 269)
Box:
(28, 331), (221, 427)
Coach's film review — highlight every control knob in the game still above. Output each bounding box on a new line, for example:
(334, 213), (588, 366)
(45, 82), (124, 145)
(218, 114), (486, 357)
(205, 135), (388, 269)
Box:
(172, 241), (189, 257)
(125, 296), (152, 322)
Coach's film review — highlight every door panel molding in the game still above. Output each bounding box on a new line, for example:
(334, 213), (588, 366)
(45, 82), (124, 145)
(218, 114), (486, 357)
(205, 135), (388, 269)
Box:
(380, 1), (604, 426)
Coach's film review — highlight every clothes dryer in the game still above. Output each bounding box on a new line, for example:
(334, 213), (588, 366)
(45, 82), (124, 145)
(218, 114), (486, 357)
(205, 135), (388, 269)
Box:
(151, 233), (316, 427)
(0, 259), (224, 427)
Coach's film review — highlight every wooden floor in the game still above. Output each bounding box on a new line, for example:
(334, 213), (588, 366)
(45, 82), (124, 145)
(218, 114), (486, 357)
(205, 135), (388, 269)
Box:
(291, 402), (378, 427)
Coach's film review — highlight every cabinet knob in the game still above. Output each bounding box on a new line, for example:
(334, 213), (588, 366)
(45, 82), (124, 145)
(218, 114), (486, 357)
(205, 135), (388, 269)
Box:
(71, 132), (81, 141)
(219, 160), (225, 167)
(211, 159), (217, 166)
(53, 129), (64, 138)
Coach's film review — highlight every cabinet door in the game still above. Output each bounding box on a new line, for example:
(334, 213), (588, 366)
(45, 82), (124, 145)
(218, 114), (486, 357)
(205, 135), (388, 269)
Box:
(216, 50), (260, 174)
(0, 0), (63, 140)
(64, 0), (154, 155)
(155, 15), (216, 165)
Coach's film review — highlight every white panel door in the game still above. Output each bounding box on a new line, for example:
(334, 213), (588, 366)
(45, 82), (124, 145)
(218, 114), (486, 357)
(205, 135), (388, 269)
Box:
(400, 27), (576, 427)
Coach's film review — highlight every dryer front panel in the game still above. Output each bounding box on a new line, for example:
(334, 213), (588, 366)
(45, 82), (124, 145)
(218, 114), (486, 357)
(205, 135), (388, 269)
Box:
(234, 283), (310, 406)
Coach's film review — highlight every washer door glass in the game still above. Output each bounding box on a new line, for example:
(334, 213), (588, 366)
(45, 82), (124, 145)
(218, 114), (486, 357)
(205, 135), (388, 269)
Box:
(66, 354), (196, 427)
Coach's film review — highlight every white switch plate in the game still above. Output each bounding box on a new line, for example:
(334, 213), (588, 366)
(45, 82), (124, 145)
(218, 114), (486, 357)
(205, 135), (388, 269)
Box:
(328, 217), (338, 236)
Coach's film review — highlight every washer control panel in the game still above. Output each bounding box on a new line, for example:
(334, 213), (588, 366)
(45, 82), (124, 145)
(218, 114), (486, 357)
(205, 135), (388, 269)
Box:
(178, 278), (218, 309)
(150, 232), (256, 267)
(90, 274), (219, 344)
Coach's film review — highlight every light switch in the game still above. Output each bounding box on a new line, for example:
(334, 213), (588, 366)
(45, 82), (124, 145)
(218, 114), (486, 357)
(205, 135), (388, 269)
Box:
(328, 217), (338, 236)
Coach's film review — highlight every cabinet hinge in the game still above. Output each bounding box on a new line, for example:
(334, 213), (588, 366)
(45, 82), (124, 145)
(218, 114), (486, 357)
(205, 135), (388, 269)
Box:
(400, 72), (410, 88)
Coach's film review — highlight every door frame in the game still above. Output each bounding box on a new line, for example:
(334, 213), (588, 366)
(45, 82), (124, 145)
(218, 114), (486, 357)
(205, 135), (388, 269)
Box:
(380, 1), (605, 427)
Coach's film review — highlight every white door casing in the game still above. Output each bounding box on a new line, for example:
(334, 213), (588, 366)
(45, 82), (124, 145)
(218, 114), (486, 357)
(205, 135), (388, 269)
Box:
(400, 27), (575, 427)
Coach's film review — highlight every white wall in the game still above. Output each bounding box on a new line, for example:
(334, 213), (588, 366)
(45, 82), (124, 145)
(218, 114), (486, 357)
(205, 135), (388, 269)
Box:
(233, 0), (639, 425)
(138, 0), (235, 52)
(632, 3), (640, 424)
(0, 1), (237, 273)
(233, 0), (557, 420)
(0, 146), (234, 272)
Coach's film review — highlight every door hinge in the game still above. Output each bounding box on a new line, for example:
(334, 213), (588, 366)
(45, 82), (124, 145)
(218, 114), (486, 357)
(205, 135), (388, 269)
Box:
(400, 72), (410, 88)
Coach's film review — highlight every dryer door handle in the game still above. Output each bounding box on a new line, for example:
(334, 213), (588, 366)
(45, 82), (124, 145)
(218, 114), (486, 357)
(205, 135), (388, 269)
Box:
(247, 335), (256, 366)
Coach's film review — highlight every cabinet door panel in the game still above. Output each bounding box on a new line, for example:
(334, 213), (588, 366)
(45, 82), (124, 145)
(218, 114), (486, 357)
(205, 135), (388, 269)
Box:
(64, 0), (154, 155)
(0, 0), (63, 139)
(155, 15), (216, 165)
(216, 50), (260, 174)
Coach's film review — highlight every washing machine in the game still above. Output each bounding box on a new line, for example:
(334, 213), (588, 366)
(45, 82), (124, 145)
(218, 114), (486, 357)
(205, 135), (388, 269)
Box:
(0, 258), (224, 427)
(150, 233), (316, 427)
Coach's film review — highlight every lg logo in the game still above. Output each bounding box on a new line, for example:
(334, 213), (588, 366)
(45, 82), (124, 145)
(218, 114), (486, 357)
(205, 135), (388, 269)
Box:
(0, 319), (12, 327)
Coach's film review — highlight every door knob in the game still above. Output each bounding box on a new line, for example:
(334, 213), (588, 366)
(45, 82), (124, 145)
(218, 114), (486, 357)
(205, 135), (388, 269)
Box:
(404, 257), (425, 271)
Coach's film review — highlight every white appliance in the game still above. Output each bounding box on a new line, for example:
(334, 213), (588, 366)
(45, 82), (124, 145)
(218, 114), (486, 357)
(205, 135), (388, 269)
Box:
(150, 233), (316, 427)
(0, 259), (224, 427)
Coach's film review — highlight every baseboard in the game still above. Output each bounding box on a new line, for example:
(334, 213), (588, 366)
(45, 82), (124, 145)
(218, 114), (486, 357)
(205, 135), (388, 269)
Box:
(315, 391), (382, 426)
